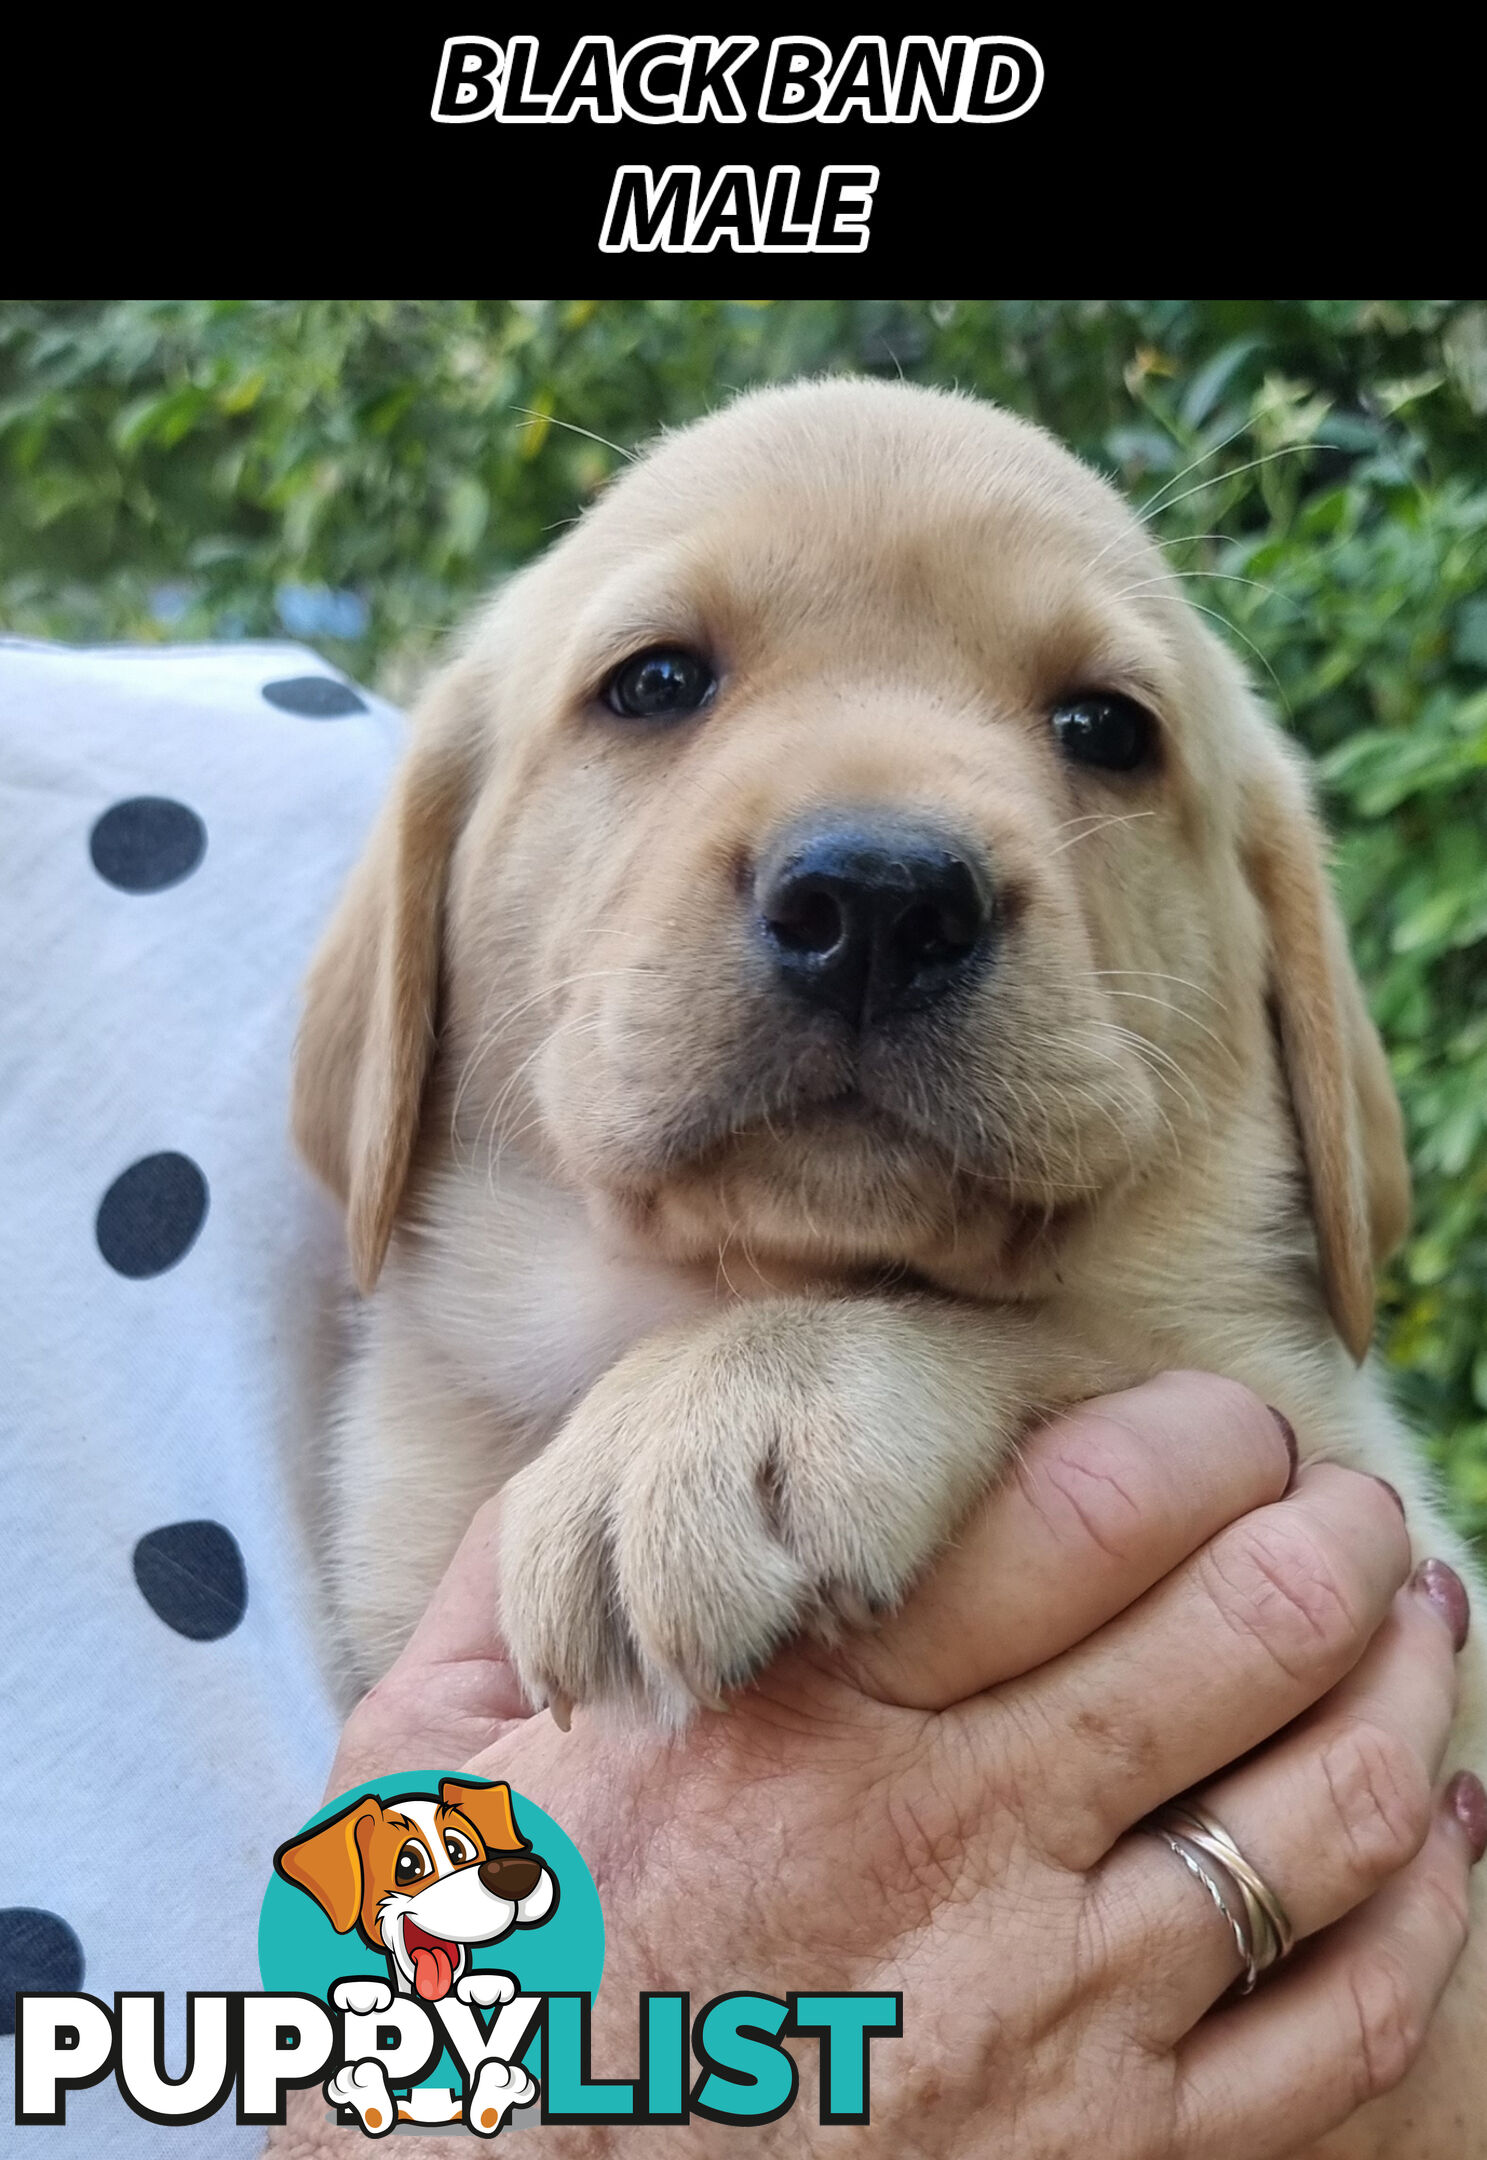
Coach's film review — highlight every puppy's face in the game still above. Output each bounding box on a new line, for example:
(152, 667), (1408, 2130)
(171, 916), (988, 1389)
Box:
(441, 385), (1262, 1280)
(297, 379), (1408, 1351)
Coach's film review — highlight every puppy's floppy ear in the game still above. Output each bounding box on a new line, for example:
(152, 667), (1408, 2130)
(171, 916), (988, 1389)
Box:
(293, 662), (484, 1292)
(439, 1778), (529, 1855)
(274, 1796), (383, 1933)
(1242, 745), (1411, 1363)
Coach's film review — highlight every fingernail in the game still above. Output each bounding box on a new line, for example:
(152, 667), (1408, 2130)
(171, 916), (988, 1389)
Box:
(1413, 1559), (1471, 1651)
(1267, 1407), (1298, 1489)
(1373, 1477), (1407, 1520)
(1445, 1771), (1487, 1864)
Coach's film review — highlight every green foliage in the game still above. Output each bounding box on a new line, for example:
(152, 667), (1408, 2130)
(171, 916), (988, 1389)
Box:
(2, 299), (1484, 1535)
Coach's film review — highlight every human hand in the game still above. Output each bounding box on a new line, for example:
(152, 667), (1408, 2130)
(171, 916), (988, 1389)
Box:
(289, 1372), (1483, 2158)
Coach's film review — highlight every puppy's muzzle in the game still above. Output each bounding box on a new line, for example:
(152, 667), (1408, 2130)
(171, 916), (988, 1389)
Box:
(756, 815), (994, 1028)
(478, 1854), (545, 1900)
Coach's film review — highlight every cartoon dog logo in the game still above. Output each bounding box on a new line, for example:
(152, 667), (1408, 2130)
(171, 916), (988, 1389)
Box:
(275, 1777), (557, 2130)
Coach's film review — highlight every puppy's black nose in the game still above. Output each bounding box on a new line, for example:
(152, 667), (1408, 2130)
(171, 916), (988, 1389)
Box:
(756, 817), (994, 1026)
(479, 1854), (543, 1901)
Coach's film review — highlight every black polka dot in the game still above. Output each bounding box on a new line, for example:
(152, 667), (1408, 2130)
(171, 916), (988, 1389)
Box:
(89, 797), (206, 893)
(133, 1520), (248, 1641)
(261, 675), (367, 718)
(0, 1909), (84, 2037)
(95, 1152), (208, 1278)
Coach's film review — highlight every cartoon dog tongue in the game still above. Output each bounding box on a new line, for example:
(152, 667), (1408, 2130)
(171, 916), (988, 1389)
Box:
(404, 1922), (457, 2000)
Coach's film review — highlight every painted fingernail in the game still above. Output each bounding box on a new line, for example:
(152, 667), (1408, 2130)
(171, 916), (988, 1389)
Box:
(1446, 1771), (1487, 1863)
(1267, 1407), (1298, 1489)
(1413, 1559), (1471, 1651)
(1373, 1477), (1407, 1519)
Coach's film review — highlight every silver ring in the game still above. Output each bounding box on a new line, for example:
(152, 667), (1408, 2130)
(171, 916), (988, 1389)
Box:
(1143, 1801), (1294, 1994)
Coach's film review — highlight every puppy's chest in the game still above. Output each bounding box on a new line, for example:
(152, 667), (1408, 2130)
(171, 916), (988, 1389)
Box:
(402, 1168), (723, 1439)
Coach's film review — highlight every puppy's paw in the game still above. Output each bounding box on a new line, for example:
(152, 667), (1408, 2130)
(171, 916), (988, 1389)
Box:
(330, 1978), (394, 2016)
(467, 2056), (539, 2134)
(498, 1303), (975, 1724)
(455, 1970), (519, 2009)
(325, 2058), (396, 2137)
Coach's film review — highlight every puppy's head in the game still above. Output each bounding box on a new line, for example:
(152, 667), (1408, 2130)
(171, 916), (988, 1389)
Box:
(294, 378), (1408, 1357)
(274, 1778), (555, 1997)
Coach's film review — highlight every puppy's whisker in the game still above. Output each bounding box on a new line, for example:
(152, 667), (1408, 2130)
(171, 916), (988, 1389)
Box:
(1067, 1055), (1173, 1178)
(475, 1013), (609, 1191)
(459, 959), (653, 1061)
(1106, 568), (1294, 613)
(955, 1088), (1025, 1200)
(713, 1213), (746, 1300)
(1084, 1021), (1205, 1129)
(1045, 807), (1151, 841)
(1177, 596), (1296, 723)
(1127, 431), (1315, 536)
(508, 406), (637, 464)
(1077, 979), (1239, 1067)
(1044, 810), (1157, 858)
(1102, 1024), (1203, 1106)
(1088, 968), (1228, 1012)
(1083, 1011), (1197, 1086)
(451, 966), (651, 1139)
(1123, 391), (1296, 527)
(985, 1063), (1062, 1207)
(1098, 530), (1237, 569)
(999, 1022), (1178, 1189)
(1137, 439), (1323, 526)
(732, 1211), (772, 1294)
(1085, 438), (1324, 581)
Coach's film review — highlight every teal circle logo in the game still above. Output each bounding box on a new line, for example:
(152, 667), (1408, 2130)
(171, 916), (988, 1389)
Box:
(259, 1772), (603, 2124)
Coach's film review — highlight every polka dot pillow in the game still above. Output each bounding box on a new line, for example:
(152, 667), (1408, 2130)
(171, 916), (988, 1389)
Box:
(0, 640), (404, 2154)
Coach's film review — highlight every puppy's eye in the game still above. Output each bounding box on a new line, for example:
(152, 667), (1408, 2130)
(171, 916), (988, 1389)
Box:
(1051, 694), (1157, 773)
(602, 646), (715, 720)
(443, 1833), (475, 1866)
(395, 1841), (428, 1885)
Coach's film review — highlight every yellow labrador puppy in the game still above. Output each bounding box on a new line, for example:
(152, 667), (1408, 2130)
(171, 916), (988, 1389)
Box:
(294, 373), (1477, 1709)
(295, 376), (1486, 2148)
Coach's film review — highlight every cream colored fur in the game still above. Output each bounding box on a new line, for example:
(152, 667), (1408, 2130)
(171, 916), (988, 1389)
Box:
(292, 378), (1487, 2150)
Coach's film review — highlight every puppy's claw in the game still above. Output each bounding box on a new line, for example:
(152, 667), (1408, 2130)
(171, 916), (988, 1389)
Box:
(549, 1689), (574, 1733)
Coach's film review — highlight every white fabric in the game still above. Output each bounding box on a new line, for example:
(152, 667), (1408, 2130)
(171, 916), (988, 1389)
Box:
(0, 640), (404, 2152)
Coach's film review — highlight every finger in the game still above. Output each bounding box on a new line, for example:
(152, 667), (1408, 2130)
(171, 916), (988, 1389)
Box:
(1172, 1790), (1480, 2160)
(1094, 1567), (1463, 2034)
(841, 1372), (1293, 1709)
(968, 1462), (1412, 1867)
